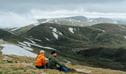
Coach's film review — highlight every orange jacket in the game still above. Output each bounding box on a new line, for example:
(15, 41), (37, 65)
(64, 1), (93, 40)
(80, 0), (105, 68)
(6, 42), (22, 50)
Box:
(35, 53), (47, 67)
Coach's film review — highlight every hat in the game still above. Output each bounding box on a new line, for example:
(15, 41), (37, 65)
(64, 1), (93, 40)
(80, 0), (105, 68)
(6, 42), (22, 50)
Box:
(40, 50), (45, 53)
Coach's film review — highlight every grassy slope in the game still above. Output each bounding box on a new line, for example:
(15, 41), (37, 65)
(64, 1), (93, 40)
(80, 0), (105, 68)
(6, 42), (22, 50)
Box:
(0, 55), (126, 74)
(12, 24), (35, 35)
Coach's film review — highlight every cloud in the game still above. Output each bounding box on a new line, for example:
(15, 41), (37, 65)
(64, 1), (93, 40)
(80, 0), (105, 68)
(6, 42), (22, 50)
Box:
(28, 9), (126, 19)
(0, 11), (37, 28)
(0, 9), (126, 28)
(1, 0), (124, 4)
(0, 0), (126, 14)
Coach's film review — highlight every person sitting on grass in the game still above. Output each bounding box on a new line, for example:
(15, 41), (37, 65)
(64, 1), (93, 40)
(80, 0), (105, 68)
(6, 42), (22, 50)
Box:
(35, 50), (48, 69)
(48, 51), (73, 72)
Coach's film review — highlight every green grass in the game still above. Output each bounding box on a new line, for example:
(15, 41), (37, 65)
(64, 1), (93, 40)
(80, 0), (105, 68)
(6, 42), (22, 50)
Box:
(0, 55), (126, 74)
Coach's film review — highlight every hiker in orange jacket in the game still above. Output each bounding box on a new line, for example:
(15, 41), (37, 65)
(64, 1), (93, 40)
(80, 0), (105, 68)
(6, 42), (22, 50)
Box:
(35, 50), (48, 69)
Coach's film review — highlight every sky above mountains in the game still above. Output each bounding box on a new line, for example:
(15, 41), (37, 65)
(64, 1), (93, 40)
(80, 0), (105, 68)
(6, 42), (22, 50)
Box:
(0, 0), (126, 28)
(1, 0), (126, 13)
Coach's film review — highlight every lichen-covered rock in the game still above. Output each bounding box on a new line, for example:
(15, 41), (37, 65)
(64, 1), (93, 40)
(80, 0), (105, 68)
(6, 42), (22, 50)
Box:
(0, 46), (3, 61)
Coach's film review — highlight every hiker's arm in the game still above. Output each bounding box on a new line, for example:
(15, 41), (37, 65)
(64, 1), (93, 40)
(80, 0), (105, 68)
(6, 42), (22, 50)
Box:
(55, 59), (65, 67)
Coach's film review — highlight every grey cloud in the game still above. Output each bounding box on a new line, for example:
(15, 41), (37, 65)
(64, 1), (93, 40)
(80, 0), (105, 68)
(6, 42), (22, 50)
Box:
(0, 0), (125, 12)
(1, 0), (125, 4)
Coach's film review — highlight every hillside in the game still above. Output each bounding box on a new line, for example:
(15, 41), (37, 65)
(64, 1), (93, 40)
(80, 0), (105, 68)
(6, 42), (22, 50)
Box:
(0, 29), (15, 40)
(22, 23), (126, 49)
(2, 22), (126, 72)
(6, 23), (125, 71)
(11, 24), (35, 35)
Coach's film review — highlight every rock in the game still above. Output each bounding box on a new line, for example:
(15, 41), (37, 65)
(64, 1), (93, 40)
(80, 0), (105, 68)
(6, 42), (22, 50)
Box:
(75, 69), (92, 74)
(3, 56), (13, 63)
(0, 46), (3, 60)
(0, 39), (5, 44)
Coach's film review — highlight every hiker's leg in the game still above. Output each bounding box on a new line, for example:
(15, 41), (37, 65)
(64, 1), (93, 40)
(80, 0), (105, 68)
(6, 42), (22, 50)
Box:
(58, 66), (70, 72)
(36, 66), (45, 69)
(45, 64), (49, 69)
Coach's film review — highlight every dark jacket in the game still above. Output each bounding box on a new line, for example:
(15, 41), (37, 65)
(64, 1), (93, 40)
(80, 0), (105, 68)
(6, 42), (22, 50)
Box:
(48, 56), (64, 69)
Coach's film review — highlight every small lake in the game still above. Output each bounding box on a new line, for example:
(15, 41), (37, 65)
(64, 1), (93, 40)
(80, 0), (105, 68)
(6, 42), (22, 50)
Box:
(1, 44), (37, 57)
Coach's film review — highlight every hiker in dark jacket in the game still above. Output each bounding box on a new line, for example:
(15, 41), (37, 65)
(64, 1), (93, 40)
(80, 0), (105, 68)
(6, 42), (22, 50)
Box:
(48, 51), (71, 72)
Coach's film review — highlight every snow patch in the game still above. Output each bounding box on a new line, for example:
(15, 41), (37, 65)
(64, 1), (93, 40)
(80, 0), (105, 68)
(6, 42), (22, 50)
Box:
(28, 38), (42, 42)
(18, 42), (33, 51)
(96, 28), (105, 32)
(23, 41), (32, 47)
(58, 32), (63, 35)
(28, 42), (56, 50)
(100, 29), (105, 32)
(18, 42), (27, 47)
(18, 40), (56, 50)
(10, 27), (20, 31)
(52, 28), (57, 32)
(26, 38), (36, 44)
(69, 27), (74, 33)
(50, 27), (63, 37)
(49, 27), (53, 29)
(52, 32), (58, 39)
(124, 36), (126, 39)
(34, 39), (42, 42)
(45, 38), (50, 41)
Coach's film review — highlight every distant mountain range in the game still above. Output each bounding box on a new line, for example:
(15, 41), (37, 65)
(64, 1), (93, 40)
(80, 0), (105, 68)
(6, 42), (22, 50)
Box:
(37, 16), (119, 26)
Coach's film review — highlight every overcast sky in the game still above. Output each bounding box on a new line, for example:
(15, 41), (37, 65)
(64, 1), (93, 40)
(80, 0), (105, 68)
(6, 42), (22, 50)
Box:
(0, 0), (126, 28)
